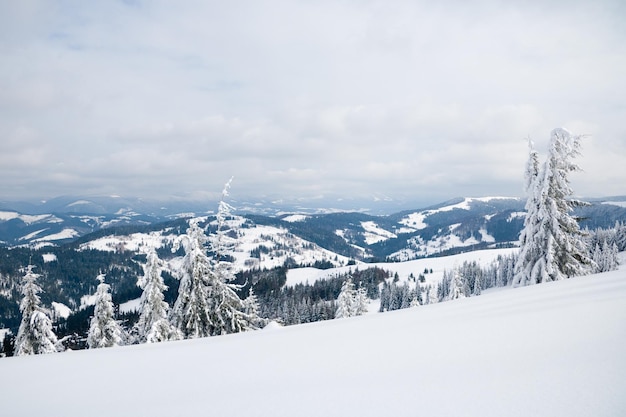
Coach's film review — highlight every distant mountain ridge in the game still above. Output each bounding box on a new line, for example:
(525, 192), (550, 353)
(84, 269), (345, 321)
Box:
(2, 195), (625, 262)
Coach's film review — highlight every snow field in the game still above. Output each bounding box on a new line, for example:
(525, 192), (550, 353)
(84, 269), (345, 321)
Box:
(285, 247), (516, 288)
(1, 253), (623, 416)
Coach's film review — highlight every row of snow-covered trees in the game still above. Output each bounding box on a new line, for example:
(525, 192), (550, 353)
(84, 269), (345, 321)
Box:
(10, 180), (264, 355)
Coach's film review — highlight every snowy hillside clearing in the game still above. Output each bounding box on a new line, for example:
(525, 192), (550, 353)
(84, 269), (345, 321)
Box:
(0, 211), (60, 225)
(286, 247), (515, 287)
(360, 220), (397, 244)
(80, 223), (351, 271)
(2, 256), (624, 417)
(398, 196), (520, 232)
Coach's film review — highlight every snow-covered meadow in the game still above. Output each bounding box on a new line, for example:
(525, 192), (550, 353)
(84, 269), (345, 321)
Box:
(1, 252), (625, 416)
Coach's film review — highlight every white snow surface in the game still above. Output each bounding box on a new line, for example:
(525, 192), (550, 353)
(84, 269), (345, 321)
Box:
(508, 211), (526, 221)
(602, 201), (626, 208)
(51, 302), (72, 319)
(119, 297), (141, 313)
(360, 221), (397, 244)
(0, 211), (60, 225)
(80, 231), (172, 253)
(429, 196), (515, 213)
(390, 232), (486, 261)
(281, 214), (309, 222)
(478, 227), (496, 243)
(1, 256), (624, 416)
(19, 228), (48, 241)
(42, 253), (57, 263)
(32, 228), (79, 242)
(398, 211), (428, 230)
(398, 196), (519, 235)
(286, 248), (514, 288)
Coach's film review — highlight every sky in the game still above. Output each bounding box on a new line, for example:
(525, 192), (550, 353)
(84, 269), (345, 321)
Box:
(1, 0), (625, 208)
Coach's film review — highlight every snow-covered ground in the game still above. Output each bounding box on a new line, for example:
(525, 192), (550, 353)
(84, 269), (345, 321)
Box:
(286, 248), (515, 287)
(1, 254), (624, 416)
(360, 220), (397, 244)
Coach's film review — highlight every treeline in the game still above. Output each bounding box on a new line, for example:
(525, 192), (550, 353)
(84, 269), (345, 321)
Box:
(253, 266), (390, 325)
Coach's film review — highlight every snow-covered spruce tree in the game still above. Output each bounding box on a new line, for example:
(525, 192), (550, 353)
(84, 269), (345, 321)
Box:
(336, 278), (356, 318)
(205, 178), (261, 335)
(14, 266), (59, 355)
(170, 218), (215, 338)
(87, 274), (125, 348)
(135, 248), (179, 343)
(243, 288), (267, 329)
(447, 270), (466, 301)
(171, 179), (260, 338)
(513, 129), (593, 286)
(355, 285), (370, 314)
(472, 272), (482, 296)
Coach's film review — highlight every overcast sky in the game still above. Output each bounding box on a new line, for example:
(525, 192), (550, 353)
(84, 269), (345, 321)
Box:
(1, 0), (625, 208)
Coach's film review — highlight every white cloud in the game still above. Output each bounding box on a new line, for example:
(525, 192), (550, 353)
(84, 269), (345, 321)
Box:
(0, 0), (624, 205)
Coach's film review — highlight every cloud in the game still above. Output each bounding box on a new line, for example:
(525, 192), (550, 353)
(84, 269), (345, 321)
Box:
(0, 0), (624, 207)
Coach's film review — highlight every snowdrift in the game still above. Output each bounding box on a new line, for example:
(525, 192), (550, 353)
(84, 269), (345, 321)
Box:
(1, 265), (625, 416)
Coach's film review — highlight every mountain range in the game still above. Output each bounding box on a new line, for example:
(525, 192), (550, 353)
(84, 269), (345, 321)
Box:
(2, 195), (625, 263)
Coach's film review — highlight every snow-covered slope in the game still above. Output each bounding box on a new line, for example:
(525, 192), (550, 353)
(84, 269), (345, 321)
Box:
(80, 223), (352, 271)
(1, 262), (624, 417)
(285, 247), (515, 287)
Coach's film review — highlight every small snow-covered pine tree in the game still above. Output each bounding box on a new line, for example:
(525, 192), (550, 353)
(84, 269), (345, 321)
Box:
(243, 288), (266, 329)
(135, 248), (179, 343)
(87, 274), (125, 348)
(355, 286), (370, 315)
(14, 266), (59, 355)
(447, 270), (466, 301)
(472, 272), (482, 296)
(170, 218), (215, 339)
(409, 284), (421, 307)
(206, 178), (261, 335)
(513, 139), (544, 286)
(336, 278), (356, 318)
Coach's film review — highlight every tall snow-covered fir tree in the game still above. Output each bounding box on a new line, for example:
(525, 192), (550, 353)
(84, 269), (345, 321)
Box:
(87, 274), (125, 348)
(171, 178), (261, 338)
(135, 248), (179, 343)
(14, 265), (59, 356)
(513, 128), (593, 286)
(205, 178), (261, 335)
